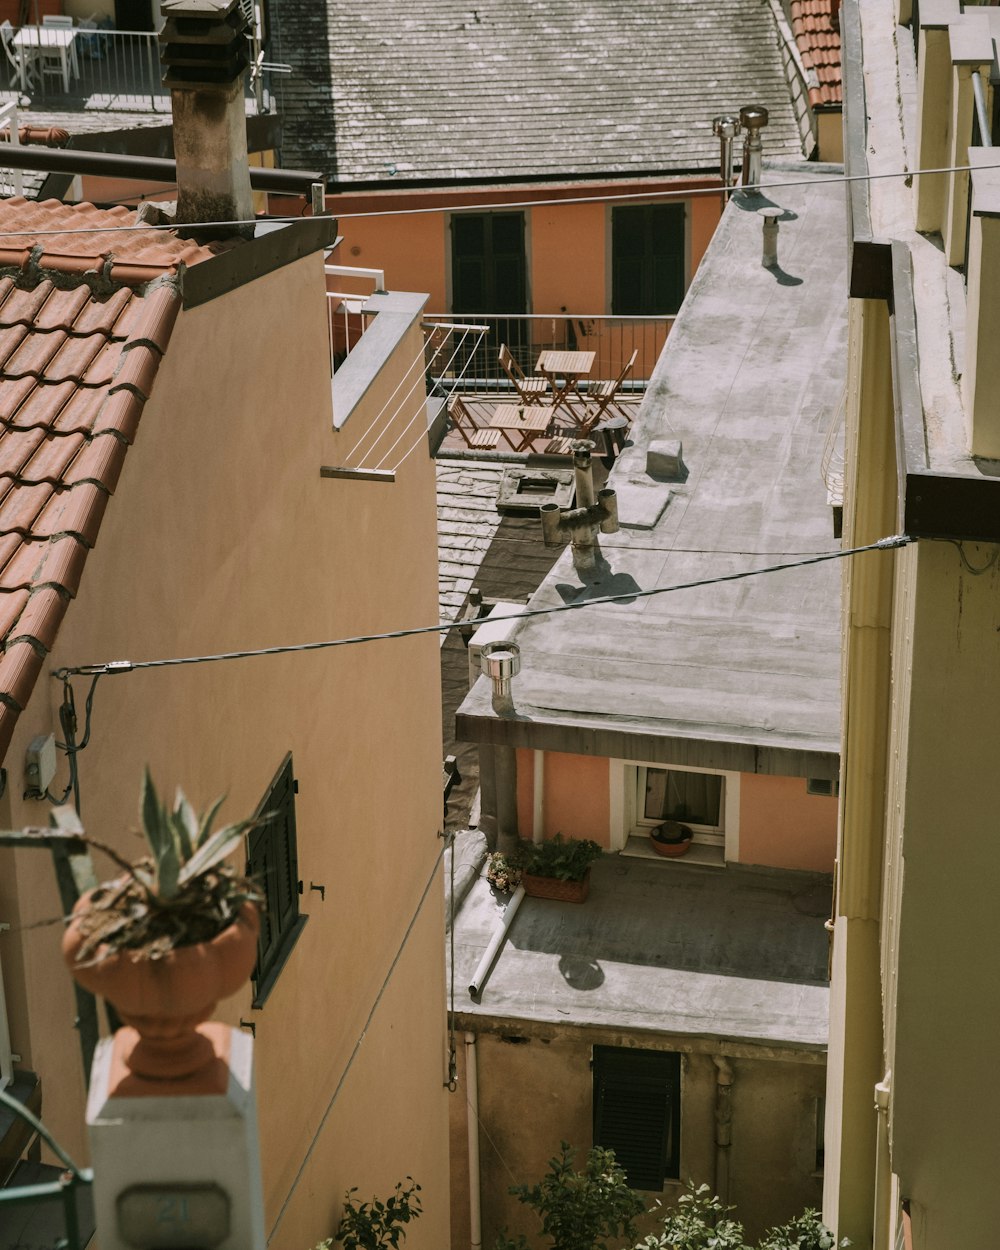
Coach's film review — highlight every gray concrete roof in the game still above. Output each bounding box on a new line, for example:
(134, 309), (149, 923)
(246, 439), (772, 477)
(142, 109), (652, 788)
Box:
(458, 170), (848, 771)
(453, 846), (830, 1049)
(269, 0), (807, 182)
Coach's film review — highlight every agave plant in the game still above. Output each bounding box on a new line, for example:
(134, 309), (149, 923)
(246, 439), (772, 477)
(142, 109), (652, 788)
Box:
(67, 768), (263, 965)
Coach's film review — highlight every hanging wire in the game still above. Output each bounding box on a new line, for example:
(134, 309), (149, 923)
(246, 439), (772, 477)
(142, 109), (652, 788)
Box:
(341, 341), (435, 464)
(267, 839), (447, 1244)
(44, 673), (102, 812)
(53, 534), (913, 681)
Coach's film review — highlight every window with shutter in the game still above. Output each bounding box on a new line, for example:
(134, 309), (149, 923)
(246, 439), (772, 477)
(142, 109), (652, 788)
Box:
(593, 1047), (681, 1190)
(611, 204), (686, 315)
(247, 753), (307, 1007)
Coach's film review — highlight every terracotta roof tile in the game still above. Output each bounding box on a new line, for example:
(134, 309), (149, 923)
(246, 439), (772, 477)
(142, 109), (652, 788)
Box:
(789, 0), (842, 105)
(0, 641), (45, 711)
(0, 197), (206, 761)
(8, 586), (70, 653)
(0, 589), (30, 642)
(32, 482), (109, 545)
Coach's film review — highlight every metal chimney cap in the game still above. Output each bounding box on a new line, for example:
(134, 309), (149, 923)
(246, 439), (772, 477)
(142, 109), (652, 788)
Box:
(739, 105), (769, 130)
(713, 114), (740, 138)
(480, 641), (521, 684)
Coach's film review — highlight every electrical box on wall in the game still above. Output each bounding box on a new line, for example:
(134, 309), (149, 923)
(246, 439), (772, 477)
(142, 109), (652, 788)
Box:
(24, 734), (57, 800)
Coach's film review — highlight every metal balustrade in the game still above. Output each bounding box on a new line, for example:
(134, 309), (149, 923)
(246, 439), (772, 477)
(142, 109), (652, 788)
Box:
(422, 313), (673, 395)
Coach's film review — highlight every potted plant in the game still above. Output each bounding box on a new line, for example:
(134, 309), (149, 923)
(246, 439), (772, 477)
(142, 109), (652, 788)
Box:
(519, 833), (603, 902)
(61, 768), (262, 1082)
(649, 819), (693, 858)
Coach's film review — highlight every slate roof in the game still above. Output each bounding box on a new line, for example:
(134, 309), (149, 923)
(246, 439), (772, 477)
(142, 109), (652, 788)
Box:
(271, 0), (808, 183)
(0, 197), (226, 760)
(789, 0), (843, 107)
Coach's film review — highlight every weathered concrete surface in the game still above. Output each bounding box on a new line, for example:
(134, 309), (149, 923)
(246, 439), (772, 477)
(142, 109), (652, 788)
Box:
(457, 172), (849, 769)
(453, 850), (830, 1049)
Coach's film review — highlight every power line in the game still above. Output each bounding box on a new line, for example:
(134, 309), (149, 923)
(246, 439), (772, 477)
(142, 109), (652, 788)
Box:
(53, 534), (912, 680)
(266, 839), (447, 1244)
(0, 159), (998, 237)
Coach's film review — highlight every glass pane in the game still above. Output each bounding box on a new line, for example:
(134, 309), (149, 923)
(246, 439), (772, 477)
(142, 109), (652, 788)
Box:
(644, 769), (722, 826)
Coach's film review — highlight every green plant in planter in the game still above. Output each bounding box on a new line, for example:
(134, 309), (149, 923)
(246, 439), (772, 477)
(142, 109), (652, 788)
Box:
(521, 833), (603, 882)
(313, 1178), (422, 1249)
(67, 768), (262, 965)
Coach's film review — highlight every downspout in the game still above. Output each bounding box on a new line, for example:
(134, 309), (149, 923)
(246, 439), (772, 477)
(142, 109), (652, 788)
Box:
(468, 885), (526, 997)
(873, 1074), (892, 1250)
(532, 751), (545, 844)
(465, 1033), (483, 1250)
(713, 1055), (734, 1206)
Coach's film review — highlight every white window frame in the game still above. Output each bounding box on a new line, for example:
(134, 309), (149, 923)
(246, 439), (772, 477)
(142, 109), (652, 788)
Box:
(610, 760), (740, 861)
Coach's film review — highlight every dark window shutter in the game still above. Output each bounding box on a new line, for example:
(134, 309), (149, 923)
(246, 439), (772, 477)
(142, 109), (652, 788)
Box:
(612, 205), (686, 315)
(248, 753), (303, 1003)
(593, 1048), (681, 1189)
(452, 212), (527, 314)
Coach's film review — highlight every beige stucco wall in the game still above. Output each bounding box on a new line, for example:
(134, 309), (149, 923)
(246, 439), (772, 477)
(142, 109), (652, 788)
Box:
(449, 1027), (823, 1250)
(0, 254), (450, 1248)
(817, 110), (844, 164)
(881, 538), (1000, 1250)
(738, 775), (837, 871)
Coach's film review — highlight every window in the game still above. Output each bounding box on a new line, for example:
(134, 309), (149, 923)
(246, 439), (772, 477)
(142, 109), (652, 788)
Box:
(247, 753), (307, 1007)
(611, 204), (686, 315)
(638, 766), (725, 848)
(593, 1046), (681, 1189)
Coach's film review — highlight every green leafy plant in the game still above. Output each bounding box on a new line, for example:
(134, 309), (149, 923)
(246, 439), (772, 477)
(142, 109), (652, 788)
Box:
(495, 1141), (645, 1250)
(637, 1182), (850, 1250)
(521, 834), (603, 882)
(67, 767), (262, 964)
(637, 1182), (745, 1250)
(313, 1178), (422, 1250)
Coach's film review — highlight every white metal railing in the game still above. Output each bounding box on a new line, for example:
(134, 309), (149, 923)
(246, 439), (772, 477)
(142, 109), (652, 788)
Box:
(0, 101), (24, 199)
(0, 921), (13, 1090)
(424, 312), (675, 394)
(325, 264), (387, 375)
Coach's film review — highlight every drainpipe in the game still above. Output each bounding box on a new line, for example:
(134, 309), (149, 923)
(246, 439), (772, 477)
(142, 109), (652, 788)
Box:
(713, 1055), (734, 1206)
(532, 751), (545, 844)
(480, 643), (521, 856)
(468, 884), (526, 997)
(465, 1033), (483, 1250)
(873, 1074), (892, 1250)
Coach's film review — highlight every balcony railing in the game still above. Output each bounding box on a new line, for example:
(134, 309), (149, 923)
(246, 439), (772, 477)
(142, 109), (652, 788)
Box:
(2, 25), (272, 112)
(424, 313), (674, 395)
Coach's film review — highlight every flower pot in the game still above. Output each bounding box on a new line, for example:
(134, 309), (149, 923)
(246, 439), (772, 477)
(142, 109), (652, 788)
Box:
(650, 821), (693, 858)
(521, 869), (591, 902)
(62, 895), (259, 1082)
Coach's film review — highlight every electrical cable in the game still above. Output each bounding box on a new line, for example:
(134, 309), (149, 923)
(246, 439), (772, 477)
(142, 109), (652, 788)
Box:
(266, 839), (447, 1245)
(52, 534), (912, 681)
(1, 159), (1000, 238)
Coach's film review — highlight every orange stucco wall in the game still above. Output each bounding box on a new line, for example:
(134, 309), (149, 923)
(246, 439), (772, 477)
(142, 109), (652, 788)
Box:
(738, 774), (838, 872)
(293, 178), (723, 320)
(515, 749), (612, 847)
(0, 255), (450, 1249)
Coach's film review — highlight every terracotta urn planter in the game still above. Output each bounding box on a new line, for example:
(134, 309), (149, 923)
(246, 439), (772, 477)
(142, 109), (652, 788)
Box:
(62, 895), (259, 1083)
(650, 821), (694, 858)
(521, 869), (591, 903)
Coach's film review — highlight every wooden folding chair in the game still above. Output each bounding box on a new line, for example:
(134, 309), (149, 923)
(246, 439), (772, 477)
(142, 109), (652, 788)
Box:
(448, 395), (503, 450)
(584, 348), (638, 424)
(499, 343), (549, 404)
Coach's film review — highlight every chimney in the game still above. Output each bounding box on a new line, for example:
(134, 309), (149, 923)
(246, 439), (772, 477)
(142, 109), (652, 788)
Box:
(160, 0), (254, 233)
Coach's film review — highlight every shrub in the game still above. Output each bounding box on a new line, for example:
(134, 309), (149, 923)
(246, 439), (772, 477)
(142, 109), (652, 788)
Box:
(313, 1178), (422, 1250)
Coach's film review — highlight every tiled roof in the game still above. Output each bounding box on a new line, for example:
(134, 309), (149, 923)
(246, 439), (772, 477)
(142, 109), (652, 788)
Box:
(789, 0), (843, 107)
(0, 197), (215, 760)
(270, 0), (809, 182)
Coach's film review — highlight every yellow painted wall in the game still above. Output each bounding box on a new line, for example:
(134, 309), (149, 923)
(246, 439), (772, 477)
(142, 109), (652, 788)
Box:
(0, 255), (449, 1248)
(883, 538), (1000, 1249)
(738, 775), (837, 871)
